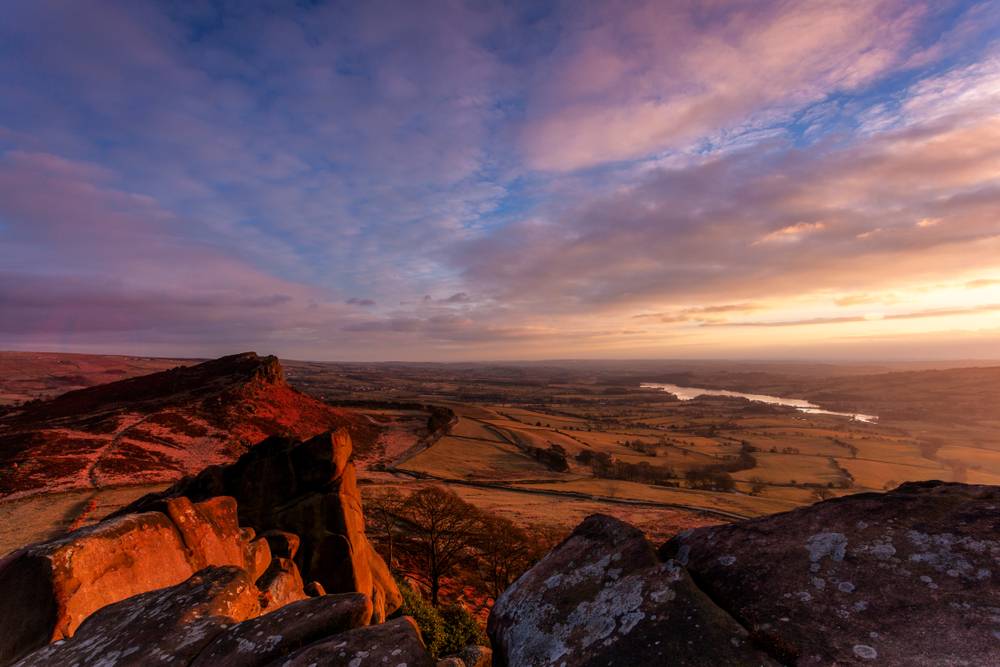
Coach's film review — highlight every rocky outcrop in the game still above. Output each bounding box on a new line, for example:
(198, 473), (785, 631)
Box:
(0, 352), (374, 498)
(256, 557), (308, 610)
(260, 529), (300, 559)
(0, 496), (257, 664)
(449, 645), (493, 667)
(488, 514), (775, 666)
(189, 592), (372, 667)
(13, 566), (262, 667)
(278, 616), (434, 667)
(121, 429), (402, 623)
(661, 481), (1000, 665)
(12, 567), (419, 667)
(489, 482), (1000, 666)
(1, 428), (402, 665)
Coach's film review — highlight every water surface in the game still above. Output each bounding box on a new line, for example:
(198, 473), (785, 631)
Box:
(641, 382), (878, 423)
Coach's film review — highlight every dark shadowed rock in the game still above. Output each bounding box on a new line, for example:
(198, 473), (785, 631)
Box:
(660, 481), (1000, 666)
(13, 566), (261, 667)
(191, 592), (371, 667)
(261, 529), (300, 559)
(257, 557), (308, 610)
(488, 514), (776, 666)
(275, 616), (433, 667)
(120, 429), (401, 623)
(304, 581), (327, 596)
(454, 645), (493, 666)
(0, 497), (254, 665)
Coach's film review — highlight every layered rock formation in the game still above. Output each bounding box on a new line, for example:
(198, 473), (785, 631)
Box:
(0, 429), (406, 666)
(0, 495), (267, 662)
(119, 429), (401, 623)
(490, 481), (1000, 666)
(0, 352), (373, 498)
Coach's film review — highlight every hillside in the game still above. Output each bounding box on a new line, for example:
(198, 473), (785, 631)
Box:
(0, 352), (192, 405)
(0, 353), (374, 499)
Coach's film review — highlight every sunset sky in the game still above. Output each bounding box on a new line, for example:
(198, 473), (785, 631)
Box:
(2, 1), (999, 360)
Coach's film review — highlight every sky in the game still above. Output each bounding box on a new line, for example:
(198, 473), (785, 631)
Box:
(1, 0), (999, 361)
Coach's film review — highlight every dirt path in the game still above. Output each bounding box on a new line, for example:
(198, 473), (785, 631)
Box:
(64, 413), (159, 530)
(84, 413), (155, 489)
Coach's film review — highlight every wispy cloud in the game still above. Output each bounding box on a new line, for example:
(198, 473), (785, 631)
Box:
(754, 222), (827, 245)
(705, 304), (1000, 328)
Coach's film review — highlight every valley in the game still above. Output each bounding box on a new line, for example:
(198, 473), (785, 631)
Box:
(286, 358), (1000, 535)
(2, 352), (999, 557)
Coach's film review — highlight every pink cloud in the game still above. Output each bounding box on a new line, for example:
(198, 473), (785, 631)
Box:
(520, 0), (928, 171)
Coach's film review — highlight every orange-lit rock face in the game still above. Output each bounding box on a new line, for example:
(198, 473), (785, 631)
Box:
(0, 496), (255, 664)
(0, 428), (402, 665)
(118, 428), (401, 623)
(12, 567), (263, 667)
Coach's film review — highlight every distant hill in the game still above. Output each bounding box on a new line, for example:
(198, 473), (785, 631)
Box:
(0, 352), (374, 499)
(0, 351), (191, 405)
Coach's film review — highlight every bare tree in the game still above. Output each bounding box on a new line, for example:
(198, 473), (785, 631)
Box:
(367, 488), (404, 570)
(811, 487), (834, 501)
(474, 515), (537, 600)
(399, 486), (481, 605)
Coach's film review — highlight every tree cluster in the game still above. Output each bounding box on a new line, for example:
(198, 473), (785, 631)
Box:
(366, 486), (558, 607)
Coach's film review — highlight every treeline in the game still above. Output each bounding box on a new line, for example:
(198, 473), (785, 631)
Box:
(577, 442), (757, 492)
(500, 428), (570, 472)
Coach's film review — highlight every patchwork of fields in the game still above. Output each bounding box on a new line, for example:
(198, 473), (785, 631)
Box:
(283, 358), (1000, 536)
(3, 354), (995, 549)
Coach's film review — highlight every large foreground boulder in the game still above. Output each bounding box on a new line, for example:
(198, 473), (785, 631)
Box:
(660, 481), (1000, 665)
(489, 482), (1000, 666)
(488, 514), (775, 666)
(12, 567), (411, 667)
(13, 566), (262, 667)
(0, 496), (256, 665)
(122, 429), (401, 622)
(190, 592), (372, 667)
(278, 616), (434, 667)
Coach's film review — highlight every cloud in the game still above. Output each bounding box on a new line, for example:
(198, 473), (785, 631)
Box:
(632, 303), (761, 323)
(835, 294), (890, 307)
(519, 0), (930, 171)
(754, 222), (827, 245)
(965, 278), (1000, 289)
(1, 1), (998, 360)
(705, 303), (1000, 328)
(454, 53), (1000, 318)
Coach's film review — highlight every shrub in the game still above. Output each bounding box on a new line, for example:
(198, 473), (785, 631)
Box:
(396, 580), (484, 658)
(397, 581), (445, 657)
(439, 603), (486, 656)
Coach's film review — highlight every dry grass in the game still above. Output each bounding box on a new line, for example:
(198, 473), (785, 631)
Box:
(399, 435), (557, 481)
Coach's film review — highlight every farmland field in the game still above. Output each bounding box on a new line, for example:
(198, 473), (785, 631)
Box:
(285, 358), (1000, 532)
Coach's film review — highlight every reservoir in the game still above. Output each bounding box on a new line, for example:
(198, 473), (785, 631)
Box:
(641, 382), (878, 423)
